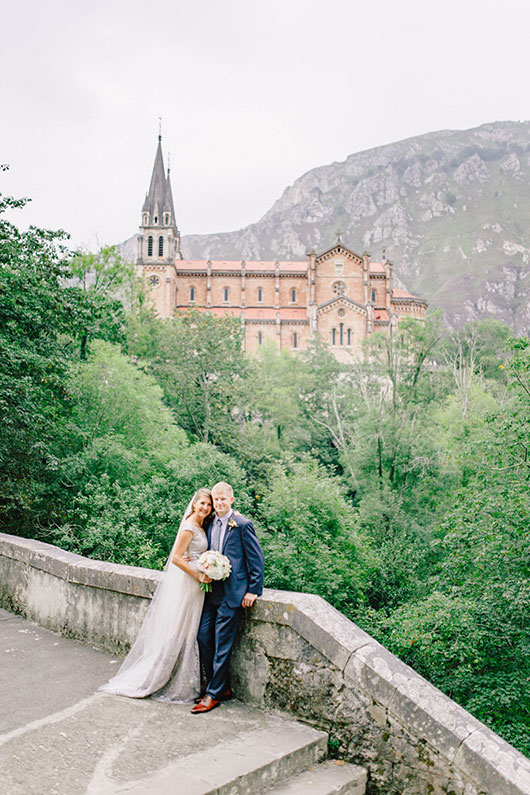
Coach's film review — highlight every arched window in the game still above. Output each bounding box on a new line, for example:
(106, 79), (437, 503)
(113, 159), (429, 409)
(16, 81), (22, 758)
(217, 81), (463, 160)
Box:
(293, 332), (298, 349)
(190, 287), (195, 302)
(347, 328), (352, 346)
(291, 288), (296, 303)
(158, 236), (164, 257)
(258, 331), (263, 345)
(371, 289), (376, 303)
(332, 328), (336, 346)
(147, 235), (153, 256)
(339, 323), (344, 346)
(223, 287), (229, 302)
(154, 216), (158, 224)
(164, 213), (170, 225)
(257, 287), (263, 303)
(142, 213), (148, 226)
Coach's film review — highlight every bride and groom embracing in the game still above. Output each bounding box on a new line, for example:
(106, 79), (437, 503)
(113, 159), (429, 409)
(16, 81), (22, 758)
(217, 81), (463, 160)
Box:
(101, 481), (265, 713)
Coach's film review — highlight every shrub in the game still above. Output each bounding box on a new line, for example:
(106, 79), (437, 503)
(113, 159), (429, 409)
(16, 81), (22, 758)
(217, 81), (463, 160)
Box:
(257, 460), (370, 616)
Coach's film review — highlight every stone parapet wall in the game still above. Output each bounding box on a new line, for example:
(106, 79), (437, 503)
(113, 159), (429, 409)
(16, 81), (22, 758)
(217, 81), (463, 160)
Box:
(1, 532), (529, 795)
(0, 533), (159, 653)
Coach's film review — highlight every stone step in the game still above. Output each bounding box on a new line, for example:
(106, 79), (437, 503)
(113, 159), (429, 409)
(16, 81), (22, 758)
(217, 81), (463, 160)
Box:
(265, 759), (367, 794)
(120, 720), (329, 794)
(0, 611), (333, 795)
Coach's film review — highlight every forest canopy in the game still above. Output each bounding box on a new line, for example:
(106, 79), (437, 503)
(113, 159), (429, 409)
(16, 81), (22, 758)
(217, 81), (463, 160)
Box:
(1, 178), (529, 756)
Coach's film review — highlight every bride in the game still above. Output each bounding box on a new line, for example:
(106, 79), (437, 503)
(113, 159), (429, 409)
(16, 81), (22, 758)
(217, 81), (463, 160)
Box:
(100, 488), (213, 702)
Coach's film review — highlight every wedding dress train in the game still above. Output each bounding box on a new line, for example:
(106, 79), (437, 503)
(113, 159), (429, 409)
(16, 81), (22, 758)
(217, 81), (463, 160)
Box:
(100, 520), (207, 703)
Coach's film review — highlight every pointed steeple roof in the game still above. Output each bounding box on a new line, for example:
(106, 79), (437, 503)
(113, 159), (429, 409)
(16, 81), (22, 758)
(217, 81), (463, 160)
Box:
(165, 164), (176, 223)
(142, 135), (173, 218)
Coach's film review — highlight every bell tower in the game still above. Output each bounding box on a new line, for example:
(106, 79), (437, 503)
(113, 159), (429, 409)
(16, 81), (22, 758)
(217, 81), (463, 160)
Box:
(137, 134), (182, 316)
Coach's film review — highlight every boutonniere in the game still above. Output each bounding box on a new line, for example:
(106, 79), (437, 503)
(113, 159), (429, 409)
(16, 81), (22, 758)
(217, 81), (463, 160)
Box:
(228, 518), (238, 530)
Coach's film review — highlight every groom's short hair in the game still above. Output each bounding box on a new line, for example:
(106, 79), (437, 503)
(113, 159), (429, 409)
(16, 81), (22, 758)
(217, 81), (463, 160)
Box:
(212, 481), (234, 498)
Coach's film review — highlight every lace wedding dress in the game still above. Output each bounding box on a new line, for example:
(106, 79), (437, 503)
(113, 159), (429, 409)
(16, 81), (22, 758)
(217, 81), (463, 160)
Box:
(100, 520), (207, 703)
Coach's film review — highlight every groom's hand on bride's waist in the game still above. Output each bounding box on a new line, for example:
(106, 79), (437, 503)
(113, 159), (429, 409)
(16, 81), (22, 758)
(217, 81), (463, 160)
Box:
(241, 593), (258, 608)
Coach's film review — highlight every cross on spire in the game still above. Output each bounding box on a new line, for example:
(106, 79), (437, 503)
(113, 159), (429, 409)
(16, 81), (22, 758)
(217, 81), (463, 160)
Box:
(335, 228), (342, 244)
(158, 116), (162, 141)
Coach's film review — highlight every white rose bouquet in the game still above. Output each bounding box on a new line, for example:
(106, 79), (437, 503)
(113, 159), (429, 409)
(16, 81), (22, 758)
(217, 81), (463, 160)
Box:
(197, 551), (232, 592)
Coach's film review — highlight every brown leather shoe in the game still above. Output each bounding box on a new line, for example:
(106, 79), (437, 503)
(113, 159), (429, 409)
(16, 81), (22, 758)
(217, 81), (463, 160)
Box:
(194, 687), (233, 704)
(190, 695), (221, 714)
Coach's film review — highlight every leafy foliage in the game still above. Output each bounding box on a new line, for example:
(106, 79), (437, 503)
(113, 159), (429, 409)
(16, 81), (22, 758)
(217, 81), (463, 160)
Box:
(257, 461), (369, 616)
(0, 178), (79, 531)
(2, 180), (529, 755)
(126, 307), (247, 446)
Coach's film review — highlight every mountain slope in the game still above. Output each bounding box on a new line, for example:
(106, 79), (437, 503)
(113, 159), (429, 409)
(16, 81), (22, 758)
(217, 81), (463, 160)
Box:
(177, 121), (530, 332)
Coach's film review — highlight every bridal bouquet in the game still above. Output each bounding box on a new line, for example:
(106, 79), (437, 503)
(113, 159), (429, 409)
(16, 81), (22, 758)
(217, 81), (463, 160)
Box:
(197, 551), (232, 592)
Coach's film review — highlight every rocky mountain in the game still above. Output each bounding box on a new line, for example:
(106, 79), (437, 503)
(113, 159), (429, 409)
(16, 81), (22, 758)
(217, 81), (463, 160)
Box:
(126, 121), (530, 333)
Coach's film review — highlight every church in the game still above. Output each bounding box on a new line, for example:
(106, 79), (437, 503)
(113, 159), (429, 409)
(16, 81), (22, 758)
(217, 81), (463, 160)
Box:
(136, 137), (427, 361)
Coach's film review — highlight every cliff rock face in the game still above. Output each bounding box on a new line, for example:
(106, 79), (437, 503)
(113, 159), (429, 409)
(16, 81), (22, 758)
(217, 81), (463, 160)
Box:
(124, 121), (530, 332)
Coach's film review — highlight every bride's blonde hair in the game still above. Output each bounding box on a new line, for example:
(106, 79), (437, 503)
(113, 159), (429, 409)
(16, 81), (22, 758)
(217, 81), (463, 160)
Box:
(188, 488), (213, 519)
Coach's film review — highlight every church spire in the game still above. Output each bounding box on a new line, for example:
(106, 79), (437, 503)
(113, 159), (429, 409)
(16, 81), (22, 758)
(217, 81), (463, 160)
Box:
(142, 136), (169, 223)
(164, 151), (177, 230)
(138, 135), (182, 265)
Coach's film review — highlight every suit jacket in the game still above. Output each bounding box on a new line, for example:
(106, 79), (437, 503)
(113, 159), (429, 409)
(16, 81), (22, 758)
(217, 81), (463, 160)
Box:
(207, 511), (265, 609)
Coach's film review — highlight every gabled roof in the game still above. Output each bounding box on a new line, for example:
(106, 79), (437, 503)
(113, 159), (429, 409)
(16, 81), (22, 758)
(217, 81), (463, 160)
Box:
(369, 261), (386, 273)
(374, 308), (391, 322)
(391, 287), (427, 305)
(316, 242), (363, 264)
(317, 294), (367, 314)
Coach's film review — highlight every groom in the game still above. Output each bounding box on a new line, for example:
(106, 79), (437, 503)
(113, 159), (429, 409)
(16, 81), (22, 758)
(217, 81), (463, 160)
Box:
(191, 481), (265, 714)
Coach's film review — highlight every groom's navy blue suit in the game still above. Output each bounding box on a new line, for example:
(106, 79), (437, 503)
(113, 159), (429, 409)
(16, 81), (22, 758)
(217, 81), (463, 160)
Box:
(197, 511), (264, 700)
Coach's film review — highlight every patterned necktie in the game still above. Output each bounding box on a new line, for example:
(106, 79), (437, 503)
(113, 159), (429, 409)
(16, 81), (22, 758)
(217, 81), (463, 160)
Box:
(211, 517), (222, 551)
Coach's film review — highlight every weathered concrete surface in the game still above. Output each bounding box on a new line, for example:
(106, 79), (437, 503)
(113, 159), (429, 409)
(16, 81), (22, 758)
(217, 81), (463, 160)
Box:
(2, 532), (530, 795)
(0, 610), (330, 795)
(0, 608), (120, 733)
(266, 759), (367, 794)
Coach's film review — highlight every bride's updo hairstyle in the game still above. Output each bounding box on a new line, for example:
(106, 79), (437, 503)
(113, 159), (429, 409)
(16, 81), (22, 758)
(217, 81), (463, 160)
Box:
(188, 488), (213, 519)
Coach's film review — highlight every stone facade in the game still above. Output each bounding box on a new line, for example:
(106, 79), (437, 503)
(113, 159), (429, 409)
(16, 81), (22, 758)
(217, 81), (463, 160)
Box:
(136, 139), (427, 361)
(2, 532), (529, 795)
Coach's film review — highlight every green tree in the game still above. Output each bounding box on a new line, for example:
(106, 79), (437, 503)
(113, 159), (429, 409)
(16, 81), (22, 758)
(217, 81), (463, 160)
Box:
(441, 318), (511, 385)
(0, 175), (75, 532)
(69, 246), (130, 359)
(46, 341), (252, 567)
(63, 340), (189, 487)
(127, 308), (248, 445)
(258, 459), (370, 616)
(0, 175), (131, 534)
(377, 337), (530, 754)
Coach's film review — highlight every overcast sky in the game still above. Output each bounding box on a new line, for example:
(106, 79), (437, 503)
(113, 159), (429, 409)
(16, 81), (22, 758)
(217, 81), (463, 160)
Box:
(1, 0), (529, 250)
